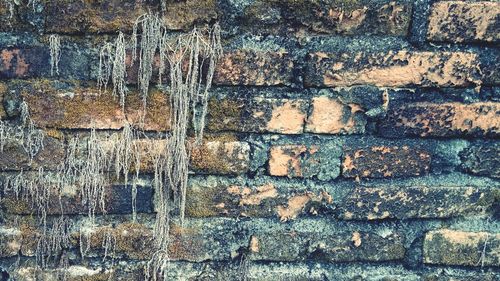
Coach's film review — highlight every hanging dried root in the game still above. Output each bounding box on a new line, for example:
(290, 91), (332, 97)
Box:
(49, 34), (61, 76)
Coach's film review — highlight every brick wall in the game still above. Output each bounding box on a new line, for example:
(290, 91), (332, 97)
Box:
(0, 0), (499, 280)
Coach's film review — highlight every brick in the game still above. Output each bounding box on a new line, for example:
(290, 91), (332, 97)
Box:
(0, 227), (21, 257)
(424, 229), (500, 267)
(250, 231), (405, 262)
(268, 144), (341, 181)
(190, 140), (251, 174)
(342, 146), (431, 178)
(8, 265), (144, 281)
(461, 143), (500, 178)
(0, 82), (6, 118)
(162, 0), (218, 30)
(17, 81), (170, 131)
(244, 0), (411, 36)
(207, 97), (307, 134)
(305, 96), (366, 134)
(428, 1), (500, 43)
(338, 186), (495, 220)
(77, 222), (233, 262)
(134, 139), (251, 175)
(1, 183), (153, 216)
(0, 48), (48, 79)
(186, 180), (333, 221)
(379, 102), (500, 138)
(305, 51), (480, 88)
(0, 136), (64, 171)
(214, 51), (295, 86)
(44, 0), (217, 33)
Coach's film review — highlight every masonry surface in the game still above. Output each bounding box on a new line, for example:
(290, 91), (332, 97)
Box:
(0, 0), (499, 280)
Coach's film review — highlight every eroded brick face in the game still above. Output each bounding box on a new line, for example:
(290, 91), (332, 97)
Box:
(424, 230), (500, 267)
(379, 102), (500, 138)
(428, 1), (500, 43)
(342, 146), (431, 178)
(0, 0), (499, 279)
(305, 51), (481, 87)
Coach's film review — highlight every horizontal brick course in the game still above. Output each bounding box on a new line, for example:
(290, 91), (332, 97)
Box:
(250, 230), (405, 262)
(214, 50), (295, 86)
(305, 96), (366, 134)
(460, 143), (500, 178)
(243, 0), (412, 36)
(342, 146), (431, 179)
(207, 97), (307, 134)
(186, 180), (333, 220)
(379, 102), (500, 138)
(424, 229), (500, 267)
(427, 1), (500, 43)
(268, 144), (341, 181)
(44, 0), (217, 33)
(338, 186), (495, 220)
(305, 51), (481, 87)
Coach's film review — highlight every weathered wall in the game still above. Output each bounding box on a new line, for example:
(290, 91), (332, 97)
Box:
(0, 0), (499, 280)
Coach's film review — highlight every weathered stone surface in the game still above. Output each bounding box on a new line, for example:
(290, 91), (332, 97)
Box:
(8, 265), (144, 281)
(0, 48), (48, 79)
(342, 146), (431, 178)
(190, 140), (251, 174)
(243, 0), (411, 36)
(17, 81), (170, 130)
(1, 184), (153, 215)
(0, 136), (64, 171)
(162, 0), (218, 30)
(379, 102), (500, 138)
(214, 51), (295, 86)
(133, 139), (251, 175)
(424, 229), (500, 267)
(77, 222), (232, 262)
(0, 227), (21, 257)
(305, 96), (366, 134)
(268, 144), (341, 181)
(338, 186), (495, 220)
(207, 97), (307, 134)
(461, 143), (500, 178)
(428, 1), (500, 43)
(305, 51), (481, 87)
(250, 231), (405, 262)
(186, 180), (333, 221)
(44, 0), (217, 33)
(0, 82), (6, 118)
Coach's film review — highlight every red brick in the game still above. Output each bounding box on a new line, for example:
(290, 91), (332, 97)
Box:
(379, 102), (500, 137)
(305, 51), (480, 87)
(268, 143), (341, 180)
(44, 0), (217, 33)
(0, 48), (46, 79)
(214, 50), (295, 86)
(207, 97), (307, 134)
(17, 81), (169, 131)
(243, 0), (412, 36)
(428, 1), (500, 43)
(305, 96), (366, 134)
(342, 146), (431, 178)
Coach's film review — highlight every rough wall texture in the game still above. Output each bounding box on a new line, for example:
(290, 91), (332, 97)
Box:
(0, 0), (499, 280)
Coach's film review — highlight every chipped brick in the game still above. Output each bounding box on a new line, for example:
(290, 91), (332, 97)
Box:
(342, 146), (431, 178)
(379, 102), (500, 138)
(424, 229), (500, 267)
(305, 96), (366, 134)
(305, 51), (481, 88)
(214, 51), (295, 86)
(428, 1), (500, 43)
(338, 186), (495, 220)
